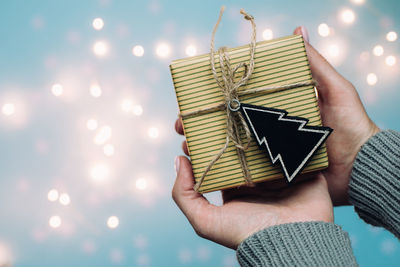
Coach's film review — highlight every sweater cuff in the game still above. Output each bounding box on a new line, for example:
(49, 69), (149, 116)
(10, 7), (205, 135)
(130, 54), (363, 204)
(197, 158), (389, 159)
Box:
(236, 222), (357, 267)
(349, 130), (400, 238)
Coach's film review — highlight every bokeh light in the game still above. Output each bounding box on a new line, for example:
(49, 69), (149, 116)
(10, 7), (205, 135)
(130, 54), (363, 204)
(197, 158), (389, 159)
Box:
(92, 18), (104, 30)
(132, 105), (143, 116)
(93, 41), (109, 57)
(318, 23), (330, 37)
(90, 163), (110, 183)
(51, 83), (63, 97)
(103, 144), (115, 156)
(86, 119), (98, 131)
(132, 45), (145, 57)
(94, 125), (112, 145)
(47, 189), (59, 202)
(367, 73), (378, 86)
(147, 127), (159, 139)
(262, 28), (273, 40)
(49, 215), (62, 228)
(0, 242), (12, 267)
(373, 45), (384, 56)
(107, 216), (119, 229)
(135, 178), (148, 190)
(155, 42), (171, 58)
(59, 193), (71, 206)
(351, 0), (365, 5)
(385, 55), (396, 66)
(339, 8), (356, 24)
(1, 103), (15, 116)
(185, 45), (197, 57)
(328, 44), (339, 58)
(121, 99), (134, 112)
(89, 84), (102, 98)
(386, 31), (397, 42)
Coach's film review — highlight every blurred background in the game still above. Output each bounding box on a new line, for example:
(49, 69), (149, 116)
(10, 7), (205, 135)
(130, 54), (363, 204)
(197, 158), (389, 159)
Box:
(0, 0), (399, 266)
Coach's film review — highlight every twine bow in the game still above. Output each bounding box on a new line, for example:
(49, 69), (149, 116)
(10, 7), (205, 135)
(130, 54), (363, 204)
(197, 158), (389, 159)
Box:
(180, 7), (317, 191)
(192, 7), (256, 191)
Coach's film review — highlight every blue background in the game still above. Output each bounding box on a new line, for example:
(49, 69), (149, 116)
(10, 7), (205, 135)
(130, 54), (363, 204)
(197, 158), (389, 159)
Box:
(0, 0), (399, 266)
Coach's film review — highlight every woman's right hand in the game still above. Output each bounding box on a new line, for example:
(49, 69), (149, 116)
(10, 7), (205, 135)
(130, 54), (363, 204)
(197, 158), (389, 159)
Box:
(293, 26), (380, 205)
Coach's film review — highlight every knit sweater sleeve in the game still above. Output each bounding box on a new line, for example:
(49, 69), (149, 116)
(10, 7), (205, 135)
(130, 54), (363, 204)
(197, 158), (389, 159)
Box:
(236, 221), (357, 267)
(349, 130), (400, 238)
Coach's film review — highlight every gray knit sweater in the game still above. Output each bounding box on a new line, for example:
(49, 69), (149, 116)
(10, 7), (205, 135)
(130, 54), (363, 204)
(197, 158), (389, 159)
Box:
(237, 130), (400, 266)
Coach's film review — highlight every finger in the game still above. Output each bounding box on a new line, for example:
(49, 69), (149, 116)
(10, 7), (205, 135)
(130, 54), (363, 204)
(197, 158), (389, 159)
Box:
(182, 140), (189, 156)
(172, 156), (216, 232)
(293, 26), (352, 102)
(174, 118), (184, 135)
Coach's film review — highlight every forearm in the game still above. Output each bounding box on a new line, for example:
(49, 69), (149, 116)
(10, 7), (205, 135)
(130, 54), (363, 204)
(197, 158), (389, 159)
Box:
(236, 221), (357, 267)
(349, 130), (400, 238)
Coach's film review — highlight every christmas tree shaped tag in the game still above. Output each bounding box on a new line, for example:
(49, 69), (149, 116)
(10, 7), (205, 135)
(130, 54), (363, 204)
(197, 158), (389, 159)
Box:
(238, 102), (332, 183)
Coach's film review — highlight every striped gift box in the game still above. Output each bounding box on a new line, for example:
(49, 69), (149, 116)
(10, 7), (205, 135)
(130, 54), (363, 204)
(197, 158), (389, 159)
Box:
(170, 35), (328, 193)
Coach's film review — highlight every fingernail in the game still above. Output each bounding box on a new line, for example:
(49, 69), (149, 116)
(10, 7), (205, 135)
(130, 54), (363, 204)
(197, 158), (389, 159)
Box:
(300, 26), (309, 43)
(174, 156), (180, 175)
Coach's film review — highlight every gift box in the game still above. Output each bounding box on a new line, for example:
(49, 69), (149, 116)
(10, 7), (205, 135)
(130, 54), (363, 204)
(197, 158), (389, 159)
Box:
(170, 34), (328, 193)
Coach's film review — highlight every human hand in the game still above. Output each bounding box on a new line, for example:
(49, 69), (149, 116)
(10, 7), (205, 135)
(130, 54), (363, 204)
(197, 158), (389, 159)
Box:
(294, 26), (380, 205)
(172, 156), (333, 249)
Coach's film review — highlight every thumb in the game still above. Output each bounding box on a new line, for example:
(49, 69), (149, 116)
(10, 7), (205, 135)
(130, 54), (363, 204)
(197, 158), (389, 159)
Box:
(172, 156), (216, 232)
(293, 26), (351, 103)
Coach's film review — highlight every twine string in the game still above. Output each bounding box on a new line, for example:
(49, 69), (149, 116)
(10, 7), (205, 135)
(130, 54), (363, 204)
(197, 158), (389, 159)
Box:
(191, 7), (255, 191)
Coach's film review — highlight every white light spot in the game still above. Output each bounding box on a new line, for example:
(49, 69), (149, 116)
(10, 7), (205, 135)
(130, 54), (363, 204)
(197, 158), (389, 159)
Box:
(107, 216), (119, 229)
(47, 189), (59, 202)
(2, 103), (15, 116)
(90, 84), (102, 98)
(59, 193), (71, 206)
(350, 0), (365, 5)
(51, 83), (63, 96)
(367, 73), (377, 86)
(385, 55), (396, 66)
(93, 41), (109, 57)
(132, 45), (145, 57)
(328, 44), (340, 58)
(339, 9), (355, 24)
(373, 45), (384, 56)
(103, 144), (115, 156)
(90, 163), (110, 183)
(49, 215), (62, 228)
(136, 178), (148, 190)
(86, 119), (98, 131)
(132, 105), (143, 116)
(185, 45), (197, 57)
(94, 125), (112, 145)
(386, 31), (397, 42)
(156, 42), (171, 58)
(121, 99), (134, 112)
(381, 239), (397, 254)
(262, 28), (273, 40)
(0, 242), (12, 266)
(318, 23), (330, 37)
(92, 18), (104, 30)
(147, 127), (159, 139)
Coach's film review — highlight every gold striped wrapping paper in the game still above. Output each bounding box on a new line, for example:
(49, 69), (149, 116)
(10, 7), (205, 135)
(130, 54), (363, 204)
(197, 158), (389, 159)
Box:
(170, 34), (328, 193)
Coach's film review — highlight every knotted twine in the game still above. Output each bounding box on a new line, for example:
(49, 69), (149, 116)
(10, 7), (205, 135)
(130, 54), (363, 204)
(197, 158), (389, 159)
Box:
(180, 7), (317, 192)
